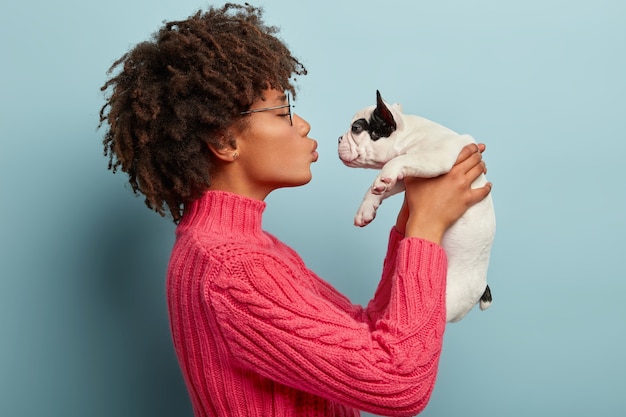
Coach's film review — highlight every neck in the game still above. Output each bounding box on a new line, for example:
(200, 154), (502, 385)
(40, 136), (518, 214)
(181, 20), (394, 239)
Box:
(208, 164), (272, 201)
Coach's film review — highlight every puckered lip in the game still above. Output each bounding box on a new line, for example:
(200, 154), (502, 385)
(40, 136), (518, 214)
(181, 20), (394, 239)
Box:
(311, 143), (319, 162)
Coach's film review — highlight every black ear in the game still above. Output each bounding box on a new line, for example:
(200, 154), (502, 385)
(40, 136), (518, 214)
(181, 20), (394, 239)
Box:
(369, 90), (397, 140)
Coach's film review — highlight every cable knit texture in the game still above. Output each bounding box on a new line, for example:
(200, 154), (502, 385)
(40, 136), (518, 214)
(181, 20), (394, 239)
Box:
(166, 191), (448, 417)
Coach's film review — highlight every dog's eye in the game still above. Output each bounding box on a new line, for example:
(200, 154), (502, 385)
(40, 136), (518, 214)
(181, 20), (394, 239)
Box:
(351, 118), (369, 134)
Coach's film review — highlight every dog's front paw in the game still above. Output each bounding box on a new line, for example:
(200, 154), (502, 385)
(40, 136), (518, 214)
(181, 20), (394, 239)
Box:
(354, 204), (377, 227)
(371, 176), (397, 195)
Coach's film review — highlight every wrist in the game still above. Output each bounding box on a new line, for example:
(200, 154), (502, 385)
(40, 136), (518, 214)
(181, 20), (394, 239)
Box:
(404, 215), (446, 244)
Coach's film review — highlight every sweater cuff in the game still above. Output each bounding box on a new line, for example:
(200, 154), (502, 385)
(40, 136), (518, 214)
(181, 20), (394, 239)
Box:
(391, 237), (447, 323)
(397, 237), (446, 275)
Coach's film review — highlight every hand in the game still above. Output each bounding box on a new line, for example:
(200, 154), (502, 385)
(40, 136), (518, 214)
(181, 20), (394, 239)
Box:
(401, 143), (492, 244)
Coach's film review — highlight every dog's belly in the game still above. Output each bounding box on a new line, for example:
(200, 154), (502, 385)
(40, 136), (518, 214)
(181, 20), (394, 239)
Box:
(442, 183), (496, 322)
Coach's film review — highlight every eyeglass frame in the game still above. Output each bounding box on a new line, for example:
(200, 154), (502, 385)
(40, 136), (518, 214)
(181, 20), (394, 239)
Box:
(239, 93), (293, 126)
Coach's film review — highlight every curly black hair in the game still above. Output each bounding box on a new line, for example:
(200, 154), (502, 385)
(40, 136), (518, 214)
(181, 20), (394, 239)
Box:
(99, 3), (307, 222)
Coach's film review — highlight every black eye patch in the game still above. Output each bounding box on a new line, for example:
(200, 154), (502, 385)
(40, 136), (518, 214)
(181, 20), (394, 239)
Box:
(351, 118), (370, 135)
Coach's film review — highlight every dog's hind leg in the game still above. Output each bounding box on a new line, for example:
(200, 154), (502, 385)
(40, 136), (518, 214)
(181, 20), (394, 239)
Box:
(479, 285), (492, 311)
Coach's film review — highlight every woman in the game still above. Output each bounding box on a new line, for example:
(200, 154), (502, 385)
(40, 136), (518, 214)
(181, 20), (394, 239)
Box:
(99, 4), (491, 417)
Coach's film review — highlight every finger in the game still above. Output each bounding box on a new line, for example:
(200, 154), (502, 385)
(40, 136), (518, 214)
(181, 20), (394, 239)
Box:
(465, 159), (487, 182)
(454, 143), (481, 165)
(469, 182), (493, 205)
(454, 148), (483, 174)
(476, 143), (487, 173)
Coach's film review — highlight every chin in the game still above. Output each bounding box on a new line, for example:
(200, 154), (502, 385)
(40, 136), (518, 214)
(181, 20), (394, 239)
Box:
(300, 172), (313, 185)
(283, 174), (313, 188)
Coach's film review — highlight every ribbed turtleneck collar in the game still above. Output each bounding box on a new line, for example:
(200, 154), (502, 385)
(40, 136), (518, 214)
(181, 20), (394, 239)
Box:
(177, 190), (267, 240)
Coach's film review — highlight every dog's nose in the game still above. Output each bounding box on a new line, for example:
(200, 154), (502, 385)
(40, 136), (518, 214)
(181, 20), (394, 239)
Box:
(338, 136), (342, 143)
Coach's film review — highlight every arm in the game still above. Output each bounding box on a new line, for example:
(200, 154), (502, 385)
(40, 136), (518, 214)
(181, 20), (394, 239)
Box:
(362, 226), (404, 324)
(208, 239), (447, 417)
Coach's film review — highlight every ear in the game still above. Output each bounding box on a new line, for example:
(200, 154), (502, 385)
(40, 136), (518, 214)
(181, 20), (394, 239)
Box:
(374, 90), (396, 129)
(207, 138), (239, 162)
(369, 90), (397, 140)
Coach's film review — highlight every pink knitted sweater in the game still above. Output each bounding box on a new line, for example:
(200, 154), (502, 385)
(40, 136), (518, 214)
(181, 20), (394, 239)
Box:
(166, 190), (447, 417)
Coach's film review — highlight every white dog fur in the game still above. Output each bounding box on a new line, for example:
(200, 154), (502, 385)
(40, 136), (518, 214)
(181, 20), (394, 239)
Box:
(338, 91), (495, 322)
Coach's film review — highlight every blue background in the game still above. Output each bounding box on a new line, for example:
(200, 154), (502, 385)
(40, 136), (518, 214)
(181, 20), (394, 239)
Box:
(1, 1), (624, 416)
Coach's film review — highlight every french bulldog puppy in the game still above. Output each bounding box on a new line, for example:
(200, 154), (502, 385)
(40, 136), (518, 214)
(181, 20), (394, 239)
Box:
(338, 91), (495, 322)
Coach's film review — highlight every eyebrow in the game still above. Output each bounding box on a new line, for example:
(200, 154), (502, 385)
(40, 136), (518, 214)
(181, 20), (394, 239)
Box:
(259, 93), (287, 104)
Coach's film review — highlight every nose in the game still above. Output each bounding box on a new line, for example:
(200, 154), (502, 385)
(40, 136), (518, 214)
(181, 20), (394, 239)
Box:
(338, 136), (343, 143)
(293, 113), (311, 136)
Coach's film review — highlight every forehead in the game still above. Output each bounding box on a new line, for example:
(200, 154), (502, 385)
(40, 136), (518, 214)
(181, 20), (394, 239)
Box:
(350, 105), (376, 122)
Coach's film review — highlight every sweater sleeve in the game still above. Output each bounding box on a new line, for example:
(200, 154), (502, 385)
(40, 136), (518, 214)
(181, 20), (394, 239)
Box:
(363, 226), (405, 325)
(282, 226), (405, 326)
(207, 236), (447, 417)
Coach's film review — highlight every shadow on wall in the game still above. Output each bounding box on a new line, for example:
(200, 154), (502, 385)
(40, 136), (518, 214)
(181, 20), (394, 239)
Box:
(74, 194), (192, 417)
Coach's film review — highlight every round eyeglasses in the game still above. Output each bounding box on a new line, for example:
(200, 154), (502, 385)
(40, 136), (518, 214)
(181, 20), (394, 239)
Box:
(240, 93), (292, 126)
